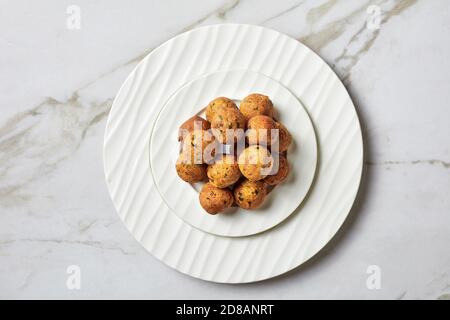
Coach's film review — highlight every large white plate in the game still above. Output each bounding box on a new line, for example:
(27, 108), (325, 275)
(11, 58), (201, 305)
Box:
(150, 70), (318, 237)
(104, 24), (363, 283)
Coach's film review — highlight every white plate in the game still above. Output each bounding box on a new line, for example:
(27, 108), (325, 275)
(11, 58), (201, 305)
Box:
(104, 24), (363, 283)
(150, 70), (318, 237)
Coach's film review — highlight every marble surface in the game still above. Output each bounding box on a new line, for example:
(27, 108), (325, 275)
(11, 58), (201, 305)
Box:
(0, 0), (449, 299)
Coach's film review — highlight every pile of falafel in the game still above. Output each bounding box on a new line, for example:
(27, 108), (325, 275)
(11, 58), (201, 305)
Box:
(176, 93), (292, 215)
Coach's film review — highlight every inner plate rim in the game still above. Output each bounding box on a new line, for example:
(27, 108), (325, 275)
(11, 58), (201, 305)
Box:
(149, 69), (318, 237)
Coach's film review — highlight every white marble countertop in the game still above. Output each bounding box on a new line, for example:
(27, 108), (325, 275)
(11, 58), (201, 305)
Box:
(1, 0), (449, 299)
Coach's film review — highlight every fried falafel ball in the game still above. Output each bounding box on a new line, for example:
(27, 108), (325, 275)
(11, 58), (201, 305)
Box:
(238, 145), (273, 181)
(207, 154), (241, 188)
(264, 154), (289, 186)
(211, 107), (246, 144)
(234, 179), (267, 209)
(205, 97), (238, 122)
(239, 93), (274, 121)
(178, 115), (210, 141)
(246, 115), (278, 146)
(199, 182), (234, 214)
(274, 121), (292, 152)
(175, 153), (207, 183)
(181, 129), (217, 164)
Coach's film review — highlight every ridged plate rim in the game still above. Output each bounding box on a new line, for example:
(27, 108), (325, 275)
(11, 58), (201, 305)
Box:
(103, 23), (363, 283)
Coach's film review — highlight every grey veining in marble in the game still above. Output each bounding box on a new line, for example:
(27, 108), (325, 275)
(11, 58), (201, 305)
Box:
(0, 0), (449, 299)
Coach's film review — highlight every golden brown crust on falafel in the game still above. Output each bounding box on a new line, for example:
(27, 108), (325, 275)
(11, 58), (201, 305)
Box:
(247, 115), (278, 146)
(264, 154), (289, 186)
(175, 153), (207, 183)
(207, 155), (241, 188)
(239, 93), (274, 121)
(274, 122), (292, 152)
(199, 182), (234, 214)
(205, 97), (237, 122)
(178, 115), (210, 141)
(211, 108), (246, 144)
(238, 145), (273, 181)
(181, 129), (217, 164)
(234, 179), (267, 209)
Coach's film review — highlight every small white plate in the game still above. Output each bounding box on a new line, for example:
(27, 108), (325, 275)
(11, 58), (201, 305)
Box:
(150, 70), (317, 237)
